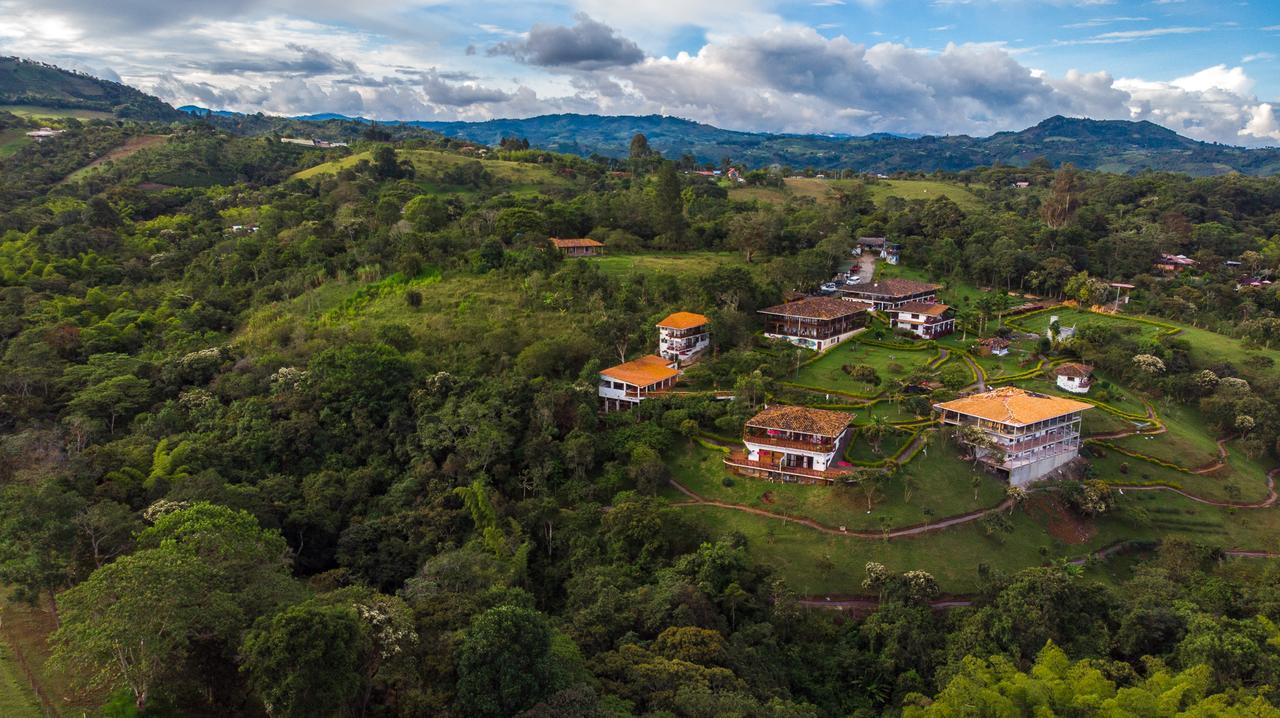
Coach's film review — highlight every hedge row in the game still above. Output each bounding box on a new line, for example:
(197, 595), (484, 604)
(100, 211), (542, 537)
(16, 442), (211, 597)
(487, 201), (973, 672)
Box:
(1087, 439), (1194, 474)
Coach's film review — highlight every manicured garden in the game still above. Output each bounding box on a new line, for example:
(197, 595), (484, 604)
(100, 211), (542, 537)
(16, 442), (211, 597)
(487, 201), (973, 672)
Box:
(790, 338), (939, 396)
(668, 434), (1007, 533)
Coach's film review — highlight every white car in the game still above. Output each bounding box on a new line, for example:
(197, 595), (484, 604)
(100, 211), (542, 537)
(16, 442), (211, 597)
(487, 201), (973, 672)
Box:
(820, 282), (839, 292)
(844, 276), (862, 285)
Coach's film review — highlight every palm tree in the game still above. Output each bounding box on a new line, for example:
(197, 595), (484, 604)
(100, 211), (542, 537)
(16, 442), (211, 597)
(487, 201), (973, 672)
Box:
(863, 415), (893, 455)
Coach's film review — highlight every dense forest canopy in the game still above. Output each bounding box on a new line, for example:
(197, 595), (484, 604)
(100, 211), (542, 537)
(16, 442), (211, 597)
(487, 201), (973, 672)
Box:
(2, 103), (1280, 718)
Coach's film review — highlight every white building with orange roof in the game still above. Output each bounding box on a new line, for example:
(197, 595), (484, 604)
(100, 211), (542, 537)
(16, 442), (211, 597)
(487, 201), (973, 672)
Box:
(887, 301), (955, 339)
(656, 311), (711, 364)
(934, 387), (1092, 486)
(598, 355), (679, 412)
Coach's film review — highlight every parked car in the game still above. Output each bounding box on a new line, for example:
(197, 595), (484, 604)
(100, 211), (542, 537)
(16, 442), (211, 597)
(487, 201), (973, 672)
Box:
(844, 276), (862, 285)
(819, 282), (838, 293)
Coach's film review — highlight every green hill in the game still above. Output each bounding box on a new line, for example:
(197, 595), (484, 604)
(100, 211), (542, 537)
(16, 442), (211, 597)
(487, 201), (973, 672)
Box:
(0, 57), (183, 121)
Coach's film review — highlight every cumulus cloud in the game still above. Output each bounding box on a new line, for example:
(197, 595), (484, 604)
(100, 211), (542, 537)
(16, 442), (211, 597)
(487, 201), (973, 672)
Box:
(203, 44), (359, 76)
(420, 70), (513, 106)
(488, 13), (645, 69)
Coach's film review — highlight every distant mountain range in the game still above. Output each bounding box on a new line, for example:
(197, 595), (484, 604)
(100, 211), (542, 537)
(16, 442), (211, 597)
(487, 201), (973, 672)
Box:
(2, 57), (1277, 176)
(186, 106), (1280, 176)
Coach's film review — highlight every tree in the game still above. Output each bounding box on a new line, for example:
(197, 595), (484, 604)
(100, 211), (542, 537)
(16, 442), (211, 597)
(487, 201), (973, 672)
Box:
(456, 604), (560, 718)
(629, 133), (652, 164)
(863, 415), (893, 455)
(1039, 164), (1081, 229)
(653, 161), (685, 240)
(241, 602), (368, 718)
(0, 482), (84, 622)
(727, 210), (779, 263)
(52, 547), (238, 713)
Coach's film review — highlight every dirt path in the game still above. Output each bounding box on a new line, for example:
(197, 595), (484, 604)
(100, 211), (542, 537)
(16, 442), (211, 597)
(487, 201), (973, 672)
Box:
(671, 477), (1016, 539)
(960, 352), (986, 392)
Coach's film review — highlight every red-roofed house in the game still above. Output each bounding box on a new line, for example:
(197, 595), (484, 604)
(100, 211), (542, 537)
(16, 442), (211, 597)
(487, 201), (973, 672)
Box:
(550, 238), (605, 257)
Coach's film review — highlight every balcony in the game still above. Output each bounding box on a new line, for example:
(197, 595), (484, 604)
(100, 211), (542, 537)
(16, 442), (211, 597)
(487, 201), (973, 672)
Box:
(744, 433), (837, 454)
(724, 451), (854, 482)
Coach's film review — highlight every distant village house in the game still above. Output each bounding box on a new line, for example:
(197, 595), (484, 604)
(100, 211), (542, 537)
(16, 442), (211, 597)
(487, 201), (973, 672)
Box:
(975, 337), (1010, 357)
(550, 238), (605, 257)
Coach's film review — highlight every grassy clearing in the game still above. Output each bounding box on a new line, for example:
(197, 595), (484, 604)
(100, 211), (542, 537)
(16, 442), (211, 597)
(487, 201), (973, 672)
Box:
(292, 148), (573, 194)
(0, 128), (29, 158)
(0, 104), (114, 120)
(1087, 444), (1272, 504)
(593, 251), (749, 278)
(0, 597), (102, 716)
(672, 436), (1005, 533)
(867, 179), (984, 212)
(0, 642), (41, 718)
(61, 133), (169, 182)
(728, 178), (984, 212)
(792, 340), (935, 395)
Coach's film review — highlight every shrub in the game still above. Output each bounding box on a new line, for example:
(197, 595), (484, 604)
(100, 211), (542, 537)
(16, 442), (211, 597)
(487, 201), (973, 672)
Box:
(721, 476), (735, 487)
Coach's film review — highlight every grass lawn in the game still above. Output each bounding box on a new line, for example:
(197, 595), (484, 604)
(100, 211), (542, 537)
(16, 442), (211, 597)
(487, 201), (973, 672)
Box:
(593, 251), (750, 278)
(0, 597), (102, 716)
(0, 104), (114, 120)
(0, 641), (41, 718)
(1087, 443), (1272, 504)
(670, 435), (1006, 533)
(792, 339), (936, 395)
(1110, 401), (1221, 469)
(1012, 308), (1162, 343)
(292, 148), (574, 194)
(679, 485), (1280, 595)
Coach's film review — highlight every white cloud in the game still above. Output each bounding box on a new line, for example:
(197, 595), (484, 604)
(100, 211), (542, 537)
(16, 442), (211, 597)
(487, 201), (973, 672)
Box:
(1242, 52), (1275, 63)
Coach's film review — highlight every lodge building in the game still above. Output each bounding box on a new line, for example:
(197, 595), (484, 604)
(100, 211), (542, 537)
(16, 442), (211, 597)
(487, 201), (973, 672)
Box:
(598, 355), (679, 412)
(839, 278), (941, 310)
(933, 387), (1092, 486)
(724, 405), (856, 483)
(758, 296), (867, 352)
(657, 312), (711, 364)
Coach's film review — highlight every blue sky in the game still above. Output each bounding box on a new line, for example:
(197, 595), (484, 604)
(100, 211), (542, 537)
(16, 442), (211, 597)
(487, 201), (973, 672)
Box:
(0, 0), (1277, 144)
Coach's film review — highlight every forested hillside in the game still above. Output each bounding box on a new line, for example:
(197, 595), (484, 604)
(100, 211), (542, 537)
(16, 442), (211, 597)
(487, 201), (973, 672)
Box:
(0, 57), (183, 121)
(3, 109), (1280, 718)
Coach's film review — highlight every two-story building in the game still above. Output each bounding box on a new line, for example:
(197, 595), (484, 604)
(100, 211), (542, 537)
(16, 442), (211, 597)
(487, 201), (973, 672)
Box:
(1054, 363), (1094, 394)
(839, 278), (941, 310)
(758, 296), (867, 352)
(550, 237), (605, 257)
(887, 302), (955, 339)
(657, 312), (711, 364)
(598, 355), (679, 412)
(724, 405), (856, 483)
(934, 387), (1092, 486)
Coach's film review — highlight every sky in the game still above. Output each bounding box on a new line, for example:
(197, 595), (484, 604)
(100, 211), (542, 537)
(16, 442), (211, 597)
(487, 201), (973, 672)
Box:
(1, 0), (1278, 145)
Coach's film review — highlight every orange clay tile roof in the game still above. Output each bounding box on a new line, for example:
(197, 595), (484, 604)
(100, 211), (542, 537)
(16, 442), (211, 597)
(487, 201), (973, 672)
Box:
(935, 387), (1091, 426)
(600, 354), (679, 386)
(550, 238), (604, 248)
(657, 311), (710, 330)
(745, 405), (854, 437)
(892, 302), (950, 316)
(1054, 362), (1094, 378)
(758, 296), (867, 320)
